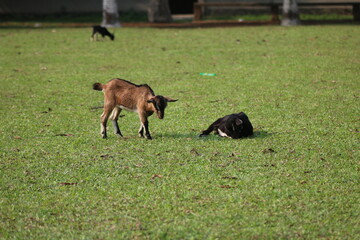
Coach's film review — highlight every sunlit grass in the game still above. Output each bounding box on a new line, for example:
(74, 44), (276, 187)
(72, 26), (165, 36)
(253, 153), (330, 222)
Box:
(0, 25), (359, 239)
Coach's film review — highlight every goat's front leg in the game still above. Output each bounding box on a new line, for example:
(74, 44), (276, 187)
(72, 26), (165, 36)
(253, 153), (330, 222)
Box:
(138, 113), (152, 140)
(143, 120), (152, 140)
(110, 107), (123, 137)
(138, 121), (152, 139)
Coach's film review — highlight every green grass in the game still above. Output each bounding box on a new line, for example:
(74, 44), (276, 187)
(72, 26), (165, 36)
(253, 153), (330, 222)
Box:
(0, 25), (359, 239)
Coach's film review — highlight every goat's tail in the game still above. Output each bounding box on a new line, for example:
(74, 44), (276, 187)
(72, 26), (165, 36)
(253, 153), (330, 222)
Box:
(93, 83), (103, 91)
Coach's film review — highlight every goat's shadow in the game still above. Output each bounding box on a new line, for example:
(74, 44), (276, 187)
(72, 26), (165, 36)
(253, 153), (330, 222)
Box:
(252, 130), (272, 139)
(155, 130), (272, 140)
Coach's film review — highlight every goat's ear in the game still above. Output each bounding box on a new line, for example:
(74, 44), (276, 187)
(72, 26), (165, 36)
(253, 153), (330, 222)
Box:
(235, 118), (243, 126)
(164, 97), (178, 102)
(147, 97), (155, 103)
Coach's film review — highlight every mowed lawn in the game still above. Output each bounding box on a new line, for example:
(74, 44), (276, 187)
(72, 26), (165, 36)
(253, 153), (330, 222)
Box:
(0, 25), (359, 239)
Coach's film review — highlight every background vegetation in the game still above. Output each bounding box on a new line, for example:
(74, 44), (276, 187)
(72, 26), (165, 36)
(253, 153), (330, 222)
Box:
(0, 12), (354, 27)
(0, 25), (359, 239)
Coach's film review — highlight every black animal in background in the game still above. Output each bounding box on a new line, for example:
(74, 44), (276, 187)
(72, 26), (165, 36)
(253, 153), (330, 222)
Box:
(199, 112), (253, 139)
(91, 25), (114, 41)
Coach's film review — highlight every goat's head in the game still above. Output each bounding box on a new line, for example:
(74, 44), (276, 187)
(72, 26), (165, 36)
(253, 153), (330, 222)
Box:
(226, 116), (244, 133)
(232, 117), (244, 132)
(147, 96), (177, 119)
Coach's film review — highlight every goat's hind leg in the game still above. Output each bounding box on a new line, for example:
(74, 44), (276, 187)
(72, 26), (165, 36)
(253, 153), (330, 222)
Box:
(100, 104), (115, 139)
(138, 124), (144, 138)
(199, 124), (215, 137)
(199, 118), (222, 137)
(91, 32), (99, 41)
(91, 29), (97, 41)
(110, 107), (123, 137)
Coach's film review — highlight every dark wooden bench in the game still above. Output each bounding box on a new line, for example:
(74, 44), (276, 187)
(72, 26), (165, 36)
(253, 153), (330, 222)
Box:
(193, 1), (360, 22)
(298, 2), (360, 22)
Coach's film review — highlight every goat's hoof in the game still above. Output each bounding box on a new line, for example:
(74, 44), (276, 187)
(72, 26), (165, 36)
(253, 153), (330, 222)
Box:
(102, 135), (107, 139)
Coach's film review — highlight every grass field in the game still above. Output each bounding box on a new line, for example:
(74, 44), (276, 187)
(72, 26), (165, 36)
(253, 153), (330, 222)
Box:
(0, 25), (359, 239)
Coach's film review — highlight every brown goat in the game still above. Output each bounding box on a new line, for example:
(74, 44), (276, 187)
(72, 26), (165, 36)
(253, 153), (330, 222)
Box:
(93, 79), (177, 139)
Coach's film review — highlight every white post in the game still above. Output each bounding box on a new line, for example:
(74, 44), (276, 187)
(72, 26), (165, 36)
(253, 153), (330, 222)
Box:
(281, 0), (301, 26)
(101, 0), (121, 28)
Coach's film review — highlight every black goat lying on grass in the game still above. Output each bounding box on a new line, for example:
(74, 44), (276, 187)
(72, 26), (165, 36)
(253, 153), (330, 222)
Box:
(91, 25), (114, 41)
(199, 112), (253, 139)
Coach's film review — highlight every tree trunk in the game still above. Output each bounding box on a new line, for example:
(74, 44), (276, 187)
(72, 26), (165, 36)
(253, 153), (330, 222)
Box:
(102, 0), (121, 27)
(148, 0), (173, 23)
(281, 0), (301, 26)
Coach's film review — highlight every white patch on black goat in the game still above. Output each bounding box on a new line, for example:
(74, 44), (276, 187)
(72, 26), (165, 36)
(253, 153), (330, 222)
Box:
(218, 129), (230, 138)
